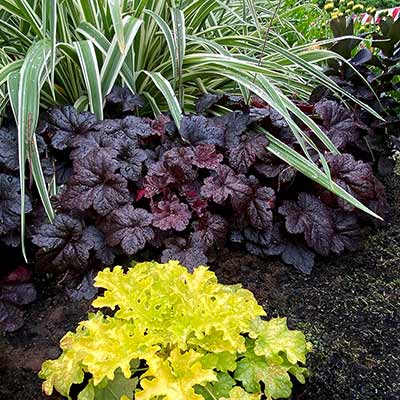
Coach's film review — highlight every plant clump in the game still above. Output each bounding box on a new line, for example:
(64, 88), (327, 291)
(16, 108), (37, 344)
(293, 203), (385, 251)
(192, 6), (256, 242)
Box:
(39, 260), (312, 400)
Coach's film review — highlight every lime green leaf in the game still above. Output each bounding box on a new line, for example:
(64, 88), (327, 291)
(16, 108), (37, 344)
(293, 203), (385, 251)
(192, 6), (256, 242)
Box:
(137, 349), (216, 400)
(250, 318), (310, 365)
(195, 372), (236, 400)
(201, 352), (237, 372)
(234, 349), (293, 400)
(222, 386), (261, 400)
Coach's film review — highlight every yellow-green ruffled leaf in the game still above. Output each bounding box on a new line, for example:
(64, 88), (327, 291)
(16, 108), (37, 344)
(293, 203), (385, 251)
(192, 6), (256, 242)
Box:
(201, 351), (237, 372)
(222, 386), (261, 400)
(234, 349), (293, 400)
(93, 261), (265, 353)
(137, 349), (216, 400)
(250, 318), (310, 365)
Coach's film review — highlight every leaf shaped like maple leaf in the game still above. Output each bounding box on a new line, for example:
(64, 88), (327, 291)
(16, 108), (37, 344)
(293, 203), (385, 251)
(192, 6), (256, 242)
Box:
(279, 193), (334, 256)
(192, 144), (223, 170)
(327, 154), (382, 211)
(0, 127), (18, 171)
(0, 174), (32, 235)
(234, 348), (294, 399)
(180, 112), (249, 148)
(60, 149), (131, 216)
(106, 86), (144, 112)
(137, 349), (216, 400)
(152, 195), (192, 232)
(232, 176), (276, 231)
(250, 317), (310, 365)
(32, 214), (103, 271)
(263, 223), (315, 274)
(102, 205), (154, 255)
(201, 165), (248, 204)
(161, 237), (208, 271)
(118, 146), (147, 182)
(315, 99), (359, 150)
(192, 212), (228, 247)
(46, 106), (97, 150)
(331, 210), (361, 254)
(229, 133), (269, 174)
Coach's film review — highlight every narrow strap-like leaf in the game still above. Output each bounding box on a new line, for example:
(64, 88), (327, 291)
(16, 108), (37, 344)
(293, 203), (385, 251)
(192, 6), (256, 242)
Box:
(108, 0), (125, 53)
(144, 71), (182, 129)
(100, 16), (142, 97)
(75, 40), (103, 119)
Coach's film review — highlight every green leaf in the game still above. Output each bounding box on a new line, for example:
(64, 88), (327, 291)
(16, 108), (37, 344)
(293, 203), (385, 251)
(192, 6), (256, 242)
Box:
(250, 318), (309, 365)
(195, 372), (236, 400)
(78, 371), (138, 400)
(171, 7), (186, 106)
(144, 71), (182, 129)
(101, 16), (142, 97)
(14, 39), (55, 261)
(108, 0), (125, 53)
(201, 352), (237, 372)
(234, 348), (293, 400)
(74, 40), (103, 119)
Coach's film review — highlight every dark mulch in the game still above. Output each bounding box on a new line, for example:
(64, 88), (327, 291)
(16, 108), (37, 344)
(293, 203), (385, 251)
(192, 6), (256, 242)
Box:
(0, 176), (399, 400)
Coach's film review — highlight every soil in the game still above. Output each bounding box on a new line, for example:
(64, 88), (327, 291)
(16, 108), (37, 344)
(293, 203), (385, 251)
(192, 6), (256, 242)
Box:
(0, 175), (399, 400)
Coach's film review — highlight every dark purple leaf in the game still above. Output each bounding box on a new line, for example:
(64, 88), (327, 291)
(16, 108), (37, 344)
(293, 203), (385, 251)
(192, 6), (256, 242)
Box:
(0, 127), (18, 171)
(180, 111), (249, 148)
(106, 86), (144, 112)
(32, 214), (99, 271)
(102, 206), (154, 255)
(46, 106), (97, 150)
(331, 210), (361, 254)
(228, 133), (269, 174)
(201, 165), (248, 204)
(60, 149), (131, 216)
(0, 301), (24, 333)
(118, 147), (147, 182)
(196, 93), (225, 113)
(279, 193), (334, 256)
(232, 176), (275, 231)
(161, 237), (208, 272)
(66, 271), (98, 301)
(143, 162), (175, 198)
(151, 195), (192, 232)
(0, 283), (37, 305)
(314, 100), (359, 149)
(192, 212), (228, 247)
(192, 144), (223, 170)
(327, 154), (379, 211)
(264, 223), (315, 274)
(0, 174), (32, 235)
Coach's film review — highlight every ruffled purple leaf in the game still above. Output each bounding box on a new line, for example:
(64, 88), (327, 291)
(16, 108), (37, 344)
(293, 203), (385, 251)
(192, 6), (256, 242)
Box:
(314, 99), (359, 149)
(228, 133), (269, 174)
(0, 127), (18, 171)
(106, 86), (144, 112)
(180, 111), (249, 148)
(279, 193), (334, 256)
(232, 176), (275, 231)
(201, 165), (248, 204)
(192, 212), (228, 247)
(102, 205), (154, 255)
(32, 214), (100, 271)
(60, 149), (131, 216)
(0, 174), (32, 235)
(46, 106), (97, 150)
(151, 195), (192, 232)
(161, 237), (208, 272)
(192, 144), (223, 170)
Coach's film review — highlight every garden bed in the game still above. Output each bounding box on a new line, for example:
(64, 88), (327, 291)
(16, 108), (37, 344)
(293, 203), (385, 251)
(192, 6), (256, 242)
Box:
(1, 174), (398, 400)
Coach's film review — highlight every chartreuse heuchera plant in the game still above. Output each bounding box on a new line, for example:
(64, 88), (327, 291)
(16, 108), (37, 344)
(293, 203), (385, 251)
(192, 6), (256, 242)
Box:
(39, 261), (311, 400)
